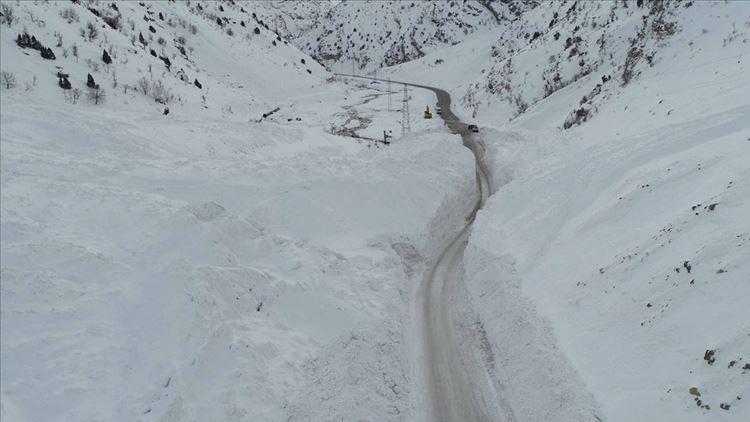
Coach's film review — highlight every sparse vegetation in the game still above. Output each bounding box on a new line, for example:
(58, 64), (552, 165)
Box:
(60, 7), (79, 24)
(0, 4), (15, 26)
(85, 21), (99, 41)
(70, 88), (82, 103)
(1, 71), (17, 89)
(150, 79), (173, 104)
(137, 76), (150, 95)
(87, 86), (106, 105)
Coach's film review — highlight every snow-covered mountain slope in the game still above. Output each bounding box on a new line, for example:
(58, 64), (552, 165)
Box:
(292, 0), (537, 74)
(0, 0), (329, 118)
(0, 1), (474, 421)
(387, 0), (750, 127)
(380, 1), (750, 421)
(251, 0), (338, 42)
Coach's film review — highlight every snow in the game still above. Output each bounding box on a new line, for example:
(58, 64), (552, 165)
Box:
(2, 1), (749, 421)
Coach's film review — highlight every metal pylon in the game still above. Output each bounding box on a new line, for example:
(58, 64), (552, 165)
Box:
(401, 84), (410, 135)
(387, 77), (392, 112)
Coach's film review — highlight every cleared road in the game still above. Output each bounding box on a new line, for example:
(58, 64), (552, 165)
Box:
(337, 74), (497, 421)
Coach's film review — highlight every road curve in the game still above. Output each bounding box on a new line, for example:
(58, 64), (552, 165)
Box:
(336, 74), (496, 421)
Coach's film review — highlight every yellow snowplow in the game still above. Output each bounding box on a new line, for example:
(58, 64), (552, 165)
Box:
(424, 105), (433, 119)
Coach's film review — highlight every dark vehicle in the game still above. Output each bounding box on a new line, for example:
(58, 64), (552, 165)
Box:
(467, 124), (479, 133)
(436, 106), (442, 115)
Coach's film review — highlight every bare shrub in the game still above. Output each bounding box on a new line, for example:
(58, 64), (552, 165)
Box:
(85, 21), (98, 41)
(87, 86), (106, 104)
(151, 79), (173, 104)
(54, 31), (63, 47)
(60, 7), (79, 24)
(137, 76), (150, 95)
(86, 59), (100, 72)
(1, 71), (17, 89)
(24, 75), (37, 92)
(1, 4), (15, 26)
(70, 88), (82, 103)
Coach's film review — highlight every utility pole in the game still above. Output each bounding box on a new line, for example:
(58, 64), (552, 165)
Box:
(401, 84), (410, 136)
(387, 76), (392, 113)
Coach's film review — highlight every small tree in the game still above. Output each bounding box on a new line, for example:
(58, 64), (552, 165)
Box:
(60, 7), (79, 24)
(0, 4), (14, 26)
(102, 49), (112, 64)
(136, 76), (150, 95)
(1, 71), (17, 89)
(72, 43), (79, 62)
(151, 79), (172, 104)
(86, 22), (98, 41)
(71, 88), (82, 104)
(87, 86), (106, 104)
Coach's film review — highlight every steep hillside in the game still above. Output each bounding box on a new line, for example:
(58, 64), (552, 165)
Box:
(252, 0), (338, 41)
(294, 0), (537, 74)
(388, 0), (746, 125)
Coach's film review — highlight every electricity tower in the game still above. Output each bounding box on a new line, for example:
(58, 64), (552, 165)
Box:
(401, 84), (410, 135)
(387, 76), (392, 112)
